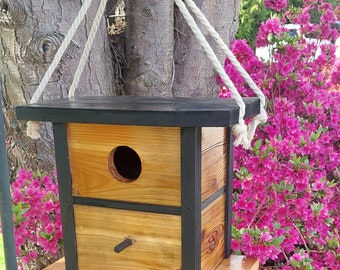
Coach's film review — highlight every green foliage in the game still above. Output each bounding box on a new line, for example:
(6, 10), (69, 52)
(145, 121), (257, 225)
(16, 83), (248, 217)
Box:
(236, 0), (270, 48)
(0, 234), (5, 270)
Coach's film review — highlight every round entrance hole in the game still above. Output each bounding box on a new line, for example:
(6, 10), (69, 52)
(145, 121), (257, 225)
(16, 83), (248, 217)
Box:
(108, 146), (142, 183)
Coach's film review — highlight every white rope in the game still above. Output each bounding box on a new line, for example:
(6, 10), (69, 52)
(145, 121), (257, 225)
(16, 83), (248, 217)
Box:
(69, 0), (108, 98)
(175, 0), (267, 148)
(184, 0), (267, 140)
(174, 0), (250, 148)
(27, 0), (107, 138)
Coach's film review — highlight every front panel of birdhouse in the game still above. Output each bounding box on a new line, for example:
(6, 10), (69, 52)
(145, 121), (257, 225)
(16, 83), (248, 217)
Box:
(67, 123), (227, 269)
(67, 123), (181, 206)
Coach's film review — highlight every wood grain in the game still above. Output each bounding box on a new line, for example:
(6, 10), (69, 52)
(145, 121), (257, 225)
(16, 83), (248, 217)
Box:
(201, 128), (227, 202)
(201, 194), (225, 270)
(43, 257), (65, 270)
(67, 123), (181, 206)
(73, 205), (181, 270)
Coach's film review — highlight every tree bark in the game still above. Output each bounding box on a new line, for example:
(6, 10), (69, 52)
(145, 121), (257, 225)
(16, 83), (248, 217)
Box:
(0, 0), (114, 179)
(125, 0), (174, 96)
(173, 0), (241, 97)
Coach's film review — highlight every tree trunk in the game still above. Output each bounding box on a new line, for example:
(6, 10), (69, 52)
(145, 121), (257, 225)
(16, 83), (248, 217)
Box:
(1, 0), (241, 179)
(0, 0), (114, 179)
(125, 0), (174, 96)
(173, 0), (241, 97)
(125, 0), (241, 97)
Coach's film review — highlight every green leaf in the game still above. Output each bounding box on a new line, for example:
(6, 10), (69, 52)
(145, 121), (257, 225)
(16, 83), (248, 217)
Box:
(267, 236), (285, 246)
(300, 136), (306, 147)
(12, 202), (30, 216)
(274, 222), (281, 230)
(280, 181), (286, 190)
(254, 139), (262, 150)
(285, 194), (298, 200)
(273, 183), (281, 192)
(290, 258), (298, 267)
(311, 125), (324, 142)
(305, 262), (313, 270)
(325, 218), (334, 226)
(327, 179), (337, 188)
(39, 232), (53, 241)
(286, 183), (294, 192)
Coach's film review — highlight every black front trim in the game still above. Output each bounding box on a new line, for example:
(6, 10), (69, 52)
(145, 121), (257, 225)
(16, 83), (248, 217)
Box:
(53, 123), (78, 269)
(73, 197), (181, 215)
(16, 96), (260, 127)
(181, 127), (202, 270)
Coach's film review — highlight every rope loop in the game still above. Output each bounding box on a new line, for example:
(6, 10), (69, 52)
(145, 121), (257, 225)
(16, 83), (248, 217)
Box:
(175, 0), (267, 148)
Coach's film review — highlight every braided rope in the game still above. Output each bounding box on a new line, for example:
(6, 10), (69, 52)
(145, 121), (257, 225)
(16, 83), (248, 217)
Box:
(176, 0), (267, 148)
(68, 0), (108, 98)
(185, 0), (266, 109)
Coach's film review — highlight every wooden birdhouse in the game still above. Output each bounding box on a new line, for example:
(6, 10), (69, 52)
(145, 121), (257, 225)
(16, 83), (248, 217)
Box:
(16, 96), (260, 270)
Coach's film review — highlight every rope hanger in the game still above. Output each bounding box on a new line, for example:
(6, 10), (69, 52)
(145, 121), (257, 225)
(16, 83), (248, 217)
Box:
(27, 0), (267, 149)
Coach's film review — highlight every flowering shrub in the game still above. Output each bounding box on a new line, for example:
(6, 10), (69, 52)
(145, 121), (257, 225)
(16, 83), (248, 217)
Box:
(10, 169), (62, 270)
(219, 0), (340, 269)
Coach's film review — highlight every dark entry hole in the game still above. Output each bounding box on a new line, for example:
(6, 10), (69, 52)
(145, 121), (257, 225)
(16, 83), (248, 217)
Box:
(108, 146), (142, 183)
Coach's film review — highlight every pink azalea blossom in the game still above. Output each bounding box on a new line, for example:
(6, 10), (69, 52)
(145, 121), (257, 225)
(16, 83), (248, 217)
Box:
(263, 0), (287, 11)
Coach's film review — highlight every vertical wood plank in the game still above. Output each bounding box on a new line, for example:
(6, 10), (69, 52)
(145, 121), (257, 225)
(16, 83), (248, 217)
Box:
(201, 195), (225, 270)
(201, 127), (226, 202)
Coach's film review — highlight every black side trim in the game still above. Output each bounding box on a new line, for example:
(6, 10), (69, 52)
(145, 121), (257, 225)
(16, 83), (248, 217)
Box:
(225, 128), (234, 258)
(201, 186), (225, 211)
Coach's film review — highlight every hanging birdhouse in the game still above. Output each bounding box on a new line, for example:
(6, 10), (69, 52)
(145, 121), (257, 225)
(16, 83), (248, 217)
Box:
(16, 96), (260, 270)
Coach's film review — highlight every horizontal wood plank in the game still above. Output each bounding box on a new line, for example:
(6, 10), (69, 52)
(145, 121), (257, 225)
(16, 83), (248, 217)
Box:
(68, 124), (181, 206)
(73, 205), (181, 269)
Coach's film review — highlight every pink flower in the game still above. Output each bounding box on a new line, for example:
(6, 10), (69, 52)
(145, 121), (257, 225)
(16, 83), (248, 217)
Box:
(4, 169), (63, 268)
(292, 253), (303, 262)
(256, 18), (284, 47)
(231, 239), (240, 251)
(264, 0), (287, 11)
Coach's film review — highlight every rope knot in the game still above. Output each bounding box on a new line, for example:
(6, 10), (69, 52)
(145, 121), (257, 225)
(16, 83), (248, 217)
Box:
(26, 121), (41, 139)
(232, 122), (251, 149)
(247, 109), (268, 141)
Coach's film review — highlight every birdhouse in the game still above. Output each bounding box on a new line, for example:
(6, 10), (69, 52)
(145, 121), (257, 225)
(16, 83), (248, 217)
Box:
(16, 96), (260, 270)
